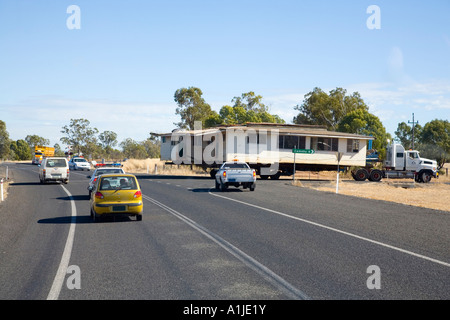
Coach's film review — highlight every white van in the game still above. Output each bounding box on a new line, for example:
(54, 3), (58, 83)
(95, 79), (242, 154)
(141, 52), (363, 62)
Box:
(39, 157), (70, 184)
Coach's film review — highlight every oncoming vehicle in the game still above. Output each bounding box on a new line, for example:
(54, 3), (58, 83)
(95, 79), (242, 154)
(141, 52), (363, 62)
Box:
(87, 167), (125, 196)
(90, 174), (143, 222)
(39, 157), (69, 184)
(69, 157), (91, 171)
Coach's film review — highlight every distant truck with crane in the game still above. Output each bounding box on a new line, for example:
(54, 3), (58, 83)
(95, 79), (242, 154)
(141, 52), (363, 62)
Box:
(352, 143), (438, 183)
(32, 146), (55, 165)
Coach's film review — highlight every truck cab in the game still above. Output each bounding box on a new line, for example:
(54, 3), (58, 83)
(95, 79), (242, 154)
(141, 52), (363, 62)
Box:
(384, 144), (438, 182)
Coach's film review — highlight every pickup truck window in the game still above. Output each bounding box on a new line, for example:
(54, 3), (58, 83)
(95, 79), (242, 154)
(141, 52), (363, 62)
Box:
(222, 163), (249, 169)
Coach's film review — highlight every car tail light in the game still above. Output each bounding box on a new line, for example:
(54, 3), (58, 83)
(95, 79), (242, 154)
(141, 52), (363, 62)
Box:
(253, 170), (256, 178)
(93, 177), (97, 182)
(223, 171), (227, 178)
(134, 191), (142, 198)
(95, 192), (104, 199)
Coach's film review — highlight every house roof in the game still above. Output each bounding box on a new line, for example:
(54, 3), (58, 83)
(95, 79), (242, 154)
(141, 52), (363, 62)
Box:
(154, 123), (374, 140)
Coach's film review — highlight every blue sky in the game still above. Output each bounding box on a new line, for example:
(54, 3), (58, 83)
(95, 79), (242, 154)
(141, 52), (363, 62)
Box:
(1, 0), (449, 148)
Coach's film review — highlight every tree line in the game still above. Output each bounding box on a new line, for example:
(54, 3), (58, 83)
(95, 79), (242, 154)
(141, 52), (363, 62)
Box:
(1, 86), (448, 166)
(174, 86), (449, 167)
(0, 119), (160, 161)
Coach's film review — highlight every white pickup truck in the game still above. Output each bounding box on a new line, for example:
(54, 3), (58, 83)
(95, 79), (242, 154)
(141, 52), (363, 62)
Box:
(215, 161), (256, 191)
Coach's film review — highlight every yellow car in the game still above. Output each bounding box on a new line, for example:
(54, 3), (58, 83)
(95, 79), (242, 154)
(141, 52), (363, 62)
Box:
(90, 174), (143, 222)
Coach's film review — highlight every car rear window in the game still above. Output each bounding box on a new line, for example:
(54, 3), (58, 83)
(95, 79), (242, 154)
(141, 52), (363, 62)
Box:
(46, 159), (67, 168)
(96, 169), (123, 176)
(99, 176), (138, 191)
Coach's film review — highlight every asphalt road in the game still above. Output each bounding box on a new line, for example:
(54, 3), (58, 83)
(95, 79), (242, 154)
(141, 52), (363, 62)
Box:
(0, 162), (449, 301)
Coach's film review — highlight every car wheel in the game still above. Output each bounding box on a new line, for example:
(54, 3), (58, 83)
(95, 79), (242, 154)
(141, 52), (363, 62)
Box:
(215, 180), (220, 190)
(136, 214), (142, 221)
(250, 183), (256, 191)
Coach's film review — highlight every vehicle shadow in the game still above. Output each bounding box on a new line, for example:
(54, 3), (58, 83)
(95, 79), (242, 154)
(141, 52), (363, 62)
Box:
(9, 182), (42, 186)
(55, 195), (90, 201)
(135, 174), (211, 181)
(191, 187), (243, 193)
(37, 215), (135, 224)
(37, 216), (92, 224)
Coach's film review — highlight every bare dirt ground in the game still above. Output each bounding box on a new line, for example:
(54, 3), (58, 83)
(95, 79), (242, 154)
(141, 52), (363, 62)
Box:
(292, 164), (450, 213)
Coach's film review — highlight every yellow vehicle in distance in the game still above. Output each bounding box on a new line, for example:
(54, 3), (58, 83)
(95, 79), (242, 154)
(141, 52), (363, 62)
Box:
(90, 174), (143, 222)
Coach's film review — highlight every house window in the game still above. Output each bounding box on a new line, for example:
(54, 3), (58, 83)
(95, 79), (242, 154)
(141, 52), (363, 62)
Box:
(313, 137), (338, 151)
(346, 139), (360, 153)
(279, 135), (305, 150)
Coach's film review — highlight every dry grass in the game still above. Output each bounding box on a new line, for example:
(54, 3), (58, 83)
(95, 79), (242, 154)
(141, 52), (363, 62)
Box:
(293, 165), (450, 212)
(122, 158), (209, 176)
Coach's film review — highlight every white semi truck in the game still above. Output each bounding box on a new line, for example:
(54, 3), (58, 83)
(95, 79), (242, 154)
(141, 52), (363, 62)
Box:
(352, 143), (438, 183)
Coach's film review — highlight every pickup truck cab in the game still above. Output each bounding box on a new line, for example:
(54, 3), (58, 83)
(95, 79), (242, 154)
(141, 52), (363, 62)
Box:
(215, 161), (256, 191)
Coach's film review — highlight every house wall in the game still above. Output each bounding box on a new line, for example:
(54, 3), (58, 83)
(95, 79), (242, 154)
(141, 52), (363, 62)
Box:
(160, 129), (370, 168)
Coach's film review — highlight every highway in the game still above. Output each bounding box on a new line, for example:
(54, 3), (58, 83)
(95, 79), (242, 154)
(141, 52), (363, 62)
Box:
(0, 162), (449, 301)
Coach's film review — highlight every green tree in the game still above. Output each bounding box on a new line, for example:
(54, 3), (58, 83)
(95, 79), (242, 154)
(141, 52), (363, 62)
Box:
(99, 131), (118, 149)
(208, 92), (285, 127)
(0, 120), (10, 160)
(10, 139), (31, 160)
(338, 108), (391, 159)
(53, 143), (66, 157)
(419, 119), (450, 168)
(174, 87), (215, 130)
(60, 118), (99, 157)
(293, 87), (368, 130)
(120, 138), (148, 159)
(142, 138), (161, 159)
(394, 122), (422, 150)
(25, 135), (50, 148)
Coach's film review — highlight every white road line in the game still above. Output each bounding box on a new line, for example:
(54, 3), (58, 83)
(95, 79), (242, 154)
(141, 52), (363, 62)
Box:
(142, 194), (309, 300)
(47, 185), (77, 300)
(209, 190), (450, 268)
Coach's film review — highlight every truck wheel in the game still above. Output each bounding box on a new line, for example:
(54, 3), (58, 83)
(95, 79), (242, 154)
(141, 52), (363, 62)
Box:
(369, 169), (382, 182)
(420, 171), (432, 183)
(250, 183), (255, 191)
(270, 172), (281, 180)
(354, 168), (369, 181)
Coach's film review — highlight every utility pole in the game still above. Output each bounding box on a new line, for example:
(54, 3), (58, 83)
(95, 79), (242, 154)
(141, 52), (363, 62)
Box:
(408, 113), (418, 150)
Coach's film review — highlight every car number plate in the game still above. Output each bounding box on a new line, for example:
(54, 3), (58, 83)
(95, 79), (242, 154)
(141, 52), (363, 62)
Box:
(228, 178), (235, 182)
(112, 205), (126, 212)
(52, 174), (62, 178)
